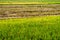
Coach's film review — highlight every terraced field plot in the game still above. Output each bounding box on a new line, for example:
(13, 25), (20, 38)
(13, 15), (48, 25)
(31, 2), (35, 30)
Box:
(0, 4), (60, 19)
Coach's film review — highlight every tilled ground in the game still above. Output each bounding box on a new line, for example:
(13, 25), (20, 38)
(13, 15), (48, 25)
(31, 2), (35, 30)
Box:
(0, 4), (60, 18)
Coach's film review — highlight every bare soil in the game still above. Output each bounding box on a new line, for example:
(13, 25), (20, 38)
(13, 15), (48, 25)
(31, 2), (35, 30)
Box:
(0, 4), (60, 19)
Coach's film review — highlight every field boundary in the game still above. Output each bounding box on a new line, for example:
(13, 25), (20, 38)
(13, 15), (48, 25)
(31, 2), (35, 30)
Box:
(0, 2), (60, 4)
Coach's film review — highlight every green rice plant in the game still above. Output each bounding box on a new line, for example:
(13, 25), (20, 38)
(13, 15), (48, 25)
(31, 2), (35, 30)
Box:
(0, 15), (60, 40)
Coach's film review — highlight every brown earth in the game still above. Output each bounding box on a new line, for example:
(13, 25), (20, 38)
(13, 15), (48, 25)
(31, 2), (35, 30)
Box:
(0, 4), (60, 19)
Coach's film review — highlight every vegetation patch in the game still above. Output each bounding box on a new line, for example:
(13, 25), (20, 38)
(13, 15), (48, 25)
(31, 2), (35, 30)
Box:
(0, 15), (60, 40)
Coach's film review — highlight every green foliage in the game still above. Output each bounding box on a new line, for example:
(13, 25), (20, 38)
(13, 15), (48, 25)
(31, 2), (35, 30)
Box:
(0, 16), (60, 40)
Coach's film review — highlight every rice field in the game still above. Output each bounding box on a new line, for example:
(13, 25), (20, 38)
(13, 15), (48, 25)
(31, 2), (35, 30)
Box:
(0, 15), (60, 40)
(0, 1), (60, 39)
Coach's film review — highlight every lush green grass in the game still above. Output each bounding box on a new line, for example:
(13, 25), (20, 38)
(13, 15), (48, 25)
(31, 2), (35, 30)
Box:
(0, 0), (60, 4)
(0, 15), (60, 40)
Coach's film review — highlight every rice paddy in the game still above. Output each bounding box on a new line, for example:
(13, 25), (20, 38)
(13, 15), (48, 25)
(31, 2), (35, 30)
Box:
(0, 15), (60, 40)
